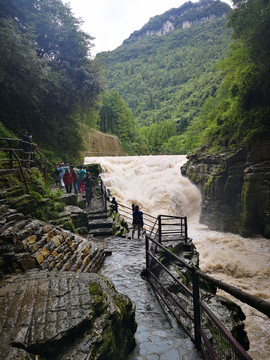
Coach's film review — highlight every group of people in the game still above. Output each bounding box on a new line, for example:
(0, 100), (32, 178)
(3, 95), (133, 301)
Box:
(54, 163), (94, 206)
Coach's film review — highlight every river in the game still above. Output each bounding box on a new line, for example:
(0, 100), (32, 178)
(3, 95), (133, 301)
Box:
(85, 155), (270, 360)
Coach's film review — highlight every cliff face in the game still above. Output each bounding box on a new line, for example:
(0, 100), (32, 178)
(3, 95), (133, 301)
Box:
(181, 133), (270, 238)
(125, 0), (230, 43)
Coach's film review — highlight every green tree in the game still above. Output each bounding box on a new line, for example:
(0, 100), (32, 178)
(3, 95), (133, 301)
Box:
(100, 91), (135, 141)
(0, 0), (103, 159)
(199, 0), (270, 149)
(139, 120), (177, 153)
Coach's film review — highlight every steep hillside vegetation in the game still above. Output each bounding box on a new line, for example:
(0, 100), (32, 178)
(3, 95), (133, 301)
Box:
(98, 0), (232, 153)
(0, 0), (103, 161)
(182, 0), (270, 238)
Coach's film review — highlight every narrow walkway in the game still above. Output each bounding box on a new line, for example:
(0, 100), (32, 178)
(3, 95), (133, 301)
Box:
(99, 236), (202, 360)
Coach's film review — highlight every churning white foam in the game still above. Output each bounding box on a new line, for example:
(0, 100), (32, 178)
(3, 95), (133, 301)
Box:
(85, 155), (270, 360)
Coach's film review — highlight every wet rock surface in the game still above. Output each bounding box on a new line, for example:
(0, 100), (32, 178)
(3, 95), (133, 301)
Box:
(182, 132), (270, 238)
(99, 236), (202, 360)
(0, 204), (106, 276)
(0, 270), (136, 360)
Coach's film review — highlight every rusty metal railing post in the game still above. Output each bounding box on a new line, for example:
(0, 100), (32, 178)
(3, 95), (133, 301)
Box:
(192, 267), (201, 352)
(158, 215), (162, 244)
(145, 235), (149, 280)
(185, 216), (188, 243)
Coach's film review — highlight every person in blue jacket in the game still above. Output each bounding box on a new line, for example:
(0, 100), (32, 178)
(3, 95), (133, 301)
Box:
(59, 162), (66, 188)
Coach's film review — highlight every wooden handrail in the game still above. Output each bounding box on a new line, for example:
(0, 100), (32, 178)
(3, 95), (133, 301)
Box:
(12, 149), (30, 195)
(0, 137), (47, 179)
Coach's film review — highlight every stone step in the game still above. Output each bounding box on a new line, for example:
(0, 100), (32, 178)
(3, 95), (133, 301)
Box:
(88, 218), (113, 229)
(89, 228), (113, 237)
(88, 211), (110, 220)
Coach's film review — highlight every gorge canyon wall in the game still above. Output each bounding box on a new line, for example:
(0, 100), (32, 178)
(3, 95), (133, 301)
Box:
(181, 132), (270, 238)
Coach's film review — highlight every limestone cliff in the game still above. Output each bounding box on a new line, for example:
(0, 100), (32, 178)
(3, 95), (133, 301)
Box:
(181, 133), (270, 238)
(124, 0), (230, 44)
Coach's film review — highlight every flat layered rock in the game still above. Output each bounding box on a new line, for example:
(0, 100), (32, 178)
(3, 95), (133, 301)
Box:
(0, 270), (137, 360)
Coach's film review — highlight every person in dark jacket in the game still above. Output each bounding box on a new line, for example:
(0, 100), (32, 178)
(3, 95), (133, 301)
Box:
(20, 129), (32, 167)
(54, 163), (61, 186)
(84, 172), (93, 207)
(132, 205), (144, 239)
(111, 197), (118, 213)
(70, 165), (79, 194)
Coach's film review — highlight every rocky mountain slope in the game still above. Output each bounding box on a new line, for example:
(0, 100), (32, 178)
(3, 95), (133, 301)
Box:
(125, 0), (230, 43)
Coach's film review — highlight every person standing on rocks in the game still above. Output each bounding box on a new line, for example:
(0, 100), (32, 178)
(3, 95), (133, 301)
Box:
(63, 168), (73, 193)
(132, 205), (144, 240)
(70, 165), (79, 194)
(84, 171), (93, 207)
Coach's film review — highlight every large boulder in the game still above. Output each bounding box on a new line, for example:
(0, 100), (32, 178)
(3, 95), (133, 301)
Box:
(0, 270), (137, 360)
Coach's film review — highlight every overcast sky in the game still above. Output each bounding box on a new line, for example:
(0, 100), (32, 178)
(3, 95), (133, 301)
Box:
(64, 0), (202, 56)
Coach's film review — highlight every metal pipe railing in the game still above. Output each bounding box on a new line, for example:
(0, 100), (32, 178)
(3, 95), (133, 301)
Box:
(145, 234), (269, 360)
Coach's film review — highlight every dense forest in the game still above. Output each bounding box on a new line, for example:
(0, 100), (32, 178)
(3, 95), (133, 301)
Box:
(0, 0), (104, 161)
(99, 0), (270, 154)
(0, 0), (269, 159)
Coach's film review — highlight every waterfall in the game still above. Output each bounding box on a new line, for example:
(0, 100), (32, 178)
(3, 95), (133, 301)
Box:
(85, 155), (270, 360)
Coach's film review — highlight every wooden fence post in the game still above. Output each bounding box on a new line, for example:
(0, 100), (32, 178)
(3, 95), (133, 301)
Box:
(8, 139), (13, 169)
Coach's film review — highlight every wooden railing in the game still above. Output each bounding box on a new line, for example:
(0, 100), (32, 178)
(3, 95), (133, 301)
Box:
(0, 137), (48, 193)
(0, 137), (47, 174)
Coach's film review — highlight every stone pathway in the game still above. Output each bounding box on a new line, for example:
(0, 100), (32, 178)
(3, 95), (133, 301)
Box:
(99, 236), (203, 360)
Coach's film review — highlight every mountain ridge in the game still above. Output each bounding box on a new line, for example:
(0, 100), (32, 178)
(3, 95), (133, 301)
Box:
(123, 0), (231, 45)
(97, 13), (232, 130)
